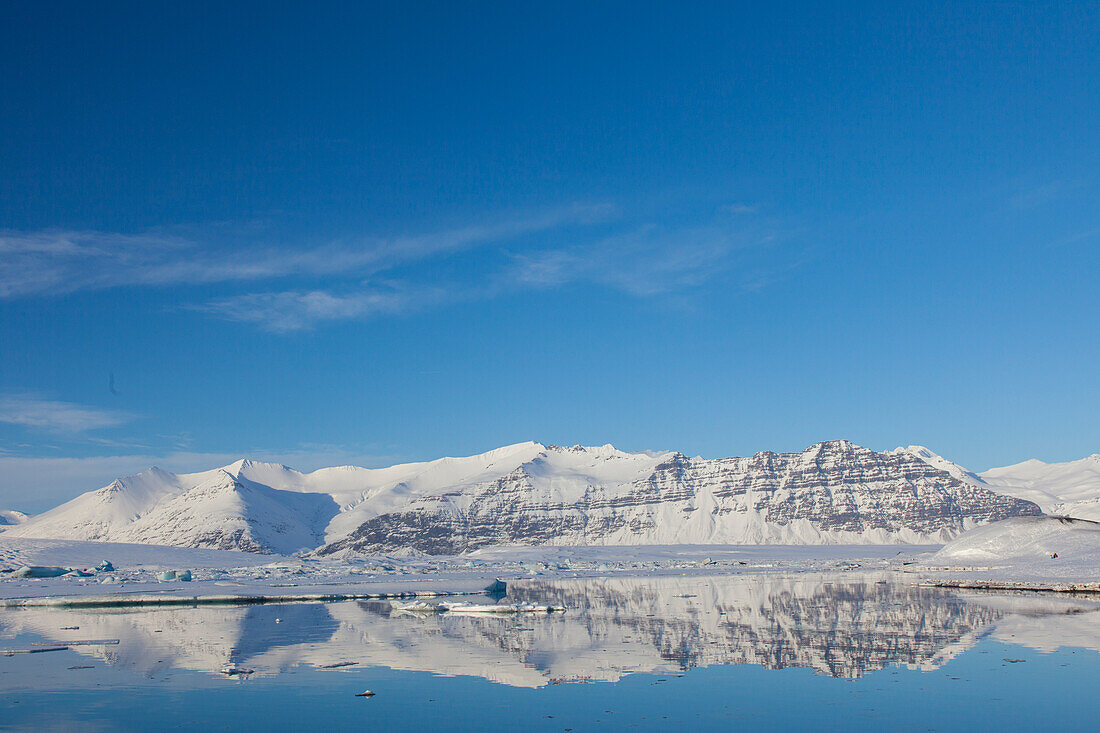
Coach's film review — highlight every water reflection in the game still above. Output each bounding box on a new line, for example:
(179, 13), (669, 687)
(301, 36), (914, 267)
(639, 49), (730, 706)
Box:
(2, 572), (1097, 686)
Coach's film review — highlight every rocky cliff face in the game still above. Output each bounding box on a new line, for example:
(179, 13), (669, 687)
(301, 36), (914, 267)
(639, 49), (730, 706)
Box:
(320, 440), (1040, 555)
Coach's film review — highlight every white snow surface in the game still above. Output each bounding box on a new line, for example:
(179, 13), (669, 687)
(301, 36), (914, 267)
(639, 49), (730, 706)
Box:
(980, 454), (1100, 520)
(0, 510), (28, 527)
(889, 446), (984, 484)
(925, 515), (1100, 586)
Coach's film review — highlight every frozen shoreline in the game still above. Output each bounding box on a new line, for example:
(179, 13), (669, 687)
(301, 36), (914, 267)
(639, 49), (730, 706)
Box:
(1, 536), (939, 605)
(909, 516), (1100, 593)
(4, 532), (1099, 605)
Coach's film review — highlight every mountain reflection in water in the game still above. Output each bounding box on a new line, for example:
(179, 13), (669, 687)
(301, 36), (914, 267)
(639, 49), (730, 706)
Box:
(2, 572), (1097, 687)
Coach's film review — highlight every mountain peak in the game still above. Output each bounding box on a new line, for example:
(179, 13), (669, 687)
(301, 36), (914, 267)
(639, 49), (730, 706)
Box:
(805, 439), (867, 455)
(896, 445), (936, 460)
(545, 443), (634, 459)
(218, 458), (298, 478)
(220, 458), (251, 474)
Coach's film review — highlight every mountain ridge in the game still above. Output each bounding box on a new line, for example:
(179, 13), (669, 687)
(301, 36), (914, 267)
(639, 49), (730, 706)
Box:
(7, 440), (1048, 554)
(893, 446), (1100, 521)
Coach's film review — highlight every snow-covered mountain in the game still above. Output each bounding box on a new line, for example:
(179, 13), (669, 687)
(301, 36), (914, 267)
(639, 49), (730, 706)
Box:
(321, 440), (1040, 554)
(8, 440), (1041, 554)
(979, 455), (1100, 521)
(895, 446), (1100, 521)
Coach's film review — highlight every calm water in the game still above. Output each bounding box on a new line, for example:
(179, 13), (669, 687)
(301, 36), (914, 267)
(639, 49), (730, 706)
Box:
(2, 572), (1099, 731)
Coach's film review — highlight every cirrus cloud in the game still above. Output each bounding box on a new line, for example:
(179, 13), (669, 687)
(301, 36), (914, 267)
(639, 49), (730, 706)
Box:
(0, 394), (135, 433)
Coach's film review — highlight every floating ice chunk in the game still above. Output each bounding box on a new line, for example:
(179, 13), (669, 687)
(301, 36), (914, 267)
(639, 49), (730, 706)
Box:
(156, 569), (193, 581)
(11, 566), (70, 578)
(96, 560), (114, 572)
(64, 569), (94, 577)
(355, 690), (375, 697)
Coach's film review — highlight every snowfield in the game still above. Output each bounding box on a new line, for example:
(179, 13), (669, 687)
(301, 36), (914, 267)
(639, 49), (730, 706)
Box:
(979, 454), (1100, 520)
(919, 515), (1100, 589)
(934, 515), (1100, 564)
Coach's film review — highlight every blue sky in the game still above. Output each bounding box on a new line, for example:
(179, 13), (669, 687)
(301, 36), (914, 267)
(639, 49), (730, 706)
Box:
(1, 2), (1098, 510)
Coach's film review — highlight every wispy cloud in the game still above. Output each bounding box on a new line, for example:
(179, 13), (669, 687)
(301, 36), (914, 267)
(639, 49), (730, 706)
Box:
(0, 395), (135, 433)
(0, 204), (611, 299)
(194, 284), (447, 332)
(194, 222), (799, 331)
(509, 224), (764, 296)
(195, 280), (501, 332)
(3, 202), (804, 332)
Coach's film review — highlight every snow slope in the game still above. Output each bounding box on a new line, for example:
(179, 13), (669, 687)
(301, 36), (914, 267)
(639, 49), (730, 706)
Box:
(924, 515), (1100, 588)
(933, 516), (1100, 565)
(8, 441), (1041, 554)
(980, 455), (1100, 520)
(0, 510), (28, 528)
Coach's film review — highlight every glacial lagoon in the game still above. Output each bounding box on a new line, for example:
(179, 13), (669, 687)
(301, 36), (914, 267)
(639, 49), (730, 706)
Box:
(2, 572), (1099, 731)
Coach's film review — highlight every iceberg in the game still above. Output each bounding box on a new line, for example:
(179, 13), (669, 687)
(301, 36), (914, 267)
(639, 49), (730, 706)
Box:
(11, 566), (70, 578)
(156, 569), (193, 582)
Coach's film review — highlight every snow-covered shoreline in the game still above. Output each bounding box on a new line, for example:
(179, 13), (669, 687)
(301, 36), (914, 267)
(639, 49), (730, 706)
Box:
(2, 535), (939, 606)
(905, 516), (1100, 592)
(5, 516), (1099, 607)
